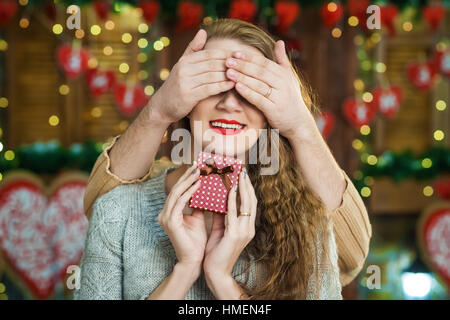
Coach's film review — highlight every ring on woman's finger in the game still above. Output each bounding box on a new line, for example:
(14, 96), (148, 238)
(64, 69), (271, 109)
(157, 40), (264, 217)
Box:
(239, 212), (251, 217)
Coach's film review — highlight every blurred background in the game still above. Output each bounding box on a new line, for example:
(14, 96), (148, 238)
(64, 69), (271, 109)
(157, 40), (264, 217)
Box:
(0, 0), (448, 300)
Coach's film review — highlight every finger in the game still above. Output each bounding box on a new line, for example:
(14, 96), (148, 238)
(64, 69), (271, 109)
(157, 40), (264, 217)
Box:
(226, 57), (281, 89)
(191, 71), (228, 89)
(188, 59), (227, 76)
(184, 208), (206, 228)
(211, 212), (226, 231)
(167, 163), (199, 211)
(206, 213), (225, 255)
(274, 40), (291, 69)
(244, 170), (257, 228)
(186, 49), (230, 63)
(227, 183), (238, 228)
(171, 178), (202, 219)
(192, 80), (235, 100)
(161, 164), (197, 221)
(238, 168), (250, 223)
(232, 50), (284, 76)
(182, 29), (207, 57)
(234, 82), (275, 114)
(226, 69), (275, 103)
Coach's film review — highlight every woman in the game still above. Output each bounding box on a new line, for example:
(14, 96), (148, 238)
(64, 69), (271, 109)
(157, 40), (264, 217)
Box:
(75, 18), (370, 300)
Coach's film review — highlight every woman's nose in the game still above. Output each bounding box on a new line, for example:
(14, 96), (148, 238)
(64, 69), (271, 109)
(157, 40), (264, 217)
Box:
(216, 89), (244, 113)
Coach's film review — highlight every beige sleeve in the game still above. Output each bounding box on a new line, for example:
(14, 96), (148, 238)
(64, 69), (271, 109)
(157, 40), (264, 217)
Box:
(83, 135), (174, 219)
(330, 172), (372, 287)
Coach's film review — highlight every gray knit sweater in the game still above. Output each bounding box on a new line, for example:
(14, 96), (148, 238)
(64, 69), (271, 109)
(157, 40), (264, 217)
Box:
(74, 167), (342, 300)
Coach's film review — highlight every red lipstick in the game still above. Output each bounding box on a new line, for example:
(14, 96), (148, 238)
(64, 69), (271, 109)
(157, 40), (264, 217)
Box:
(209, 119), (246, 135)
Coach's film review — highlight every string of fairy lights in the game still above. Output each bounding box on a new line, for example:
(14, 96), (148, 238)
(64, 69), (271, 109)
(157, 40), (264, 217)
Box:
(0, 0), (174, 169)
(0, 1), (448, 190)
(350, 17), (449, 199)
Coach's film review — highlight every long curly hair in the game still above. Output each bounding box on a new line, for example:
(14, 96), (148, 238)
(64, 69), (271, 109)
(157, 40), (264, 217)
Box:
(180, 18), (332, 299)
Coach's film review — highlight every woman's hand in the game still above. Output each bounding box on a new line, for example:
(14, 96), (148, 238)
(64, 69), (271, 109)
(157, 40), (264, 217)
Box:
(203, 168), (258, 285)
(151, 29), (235, 124)
(157, 163), (207, 270)
(224, 40), (318, 140)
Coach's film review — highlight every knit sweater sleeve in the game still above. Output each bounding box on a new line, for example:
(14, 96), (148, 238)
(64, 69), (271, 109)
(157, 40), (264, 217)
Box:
(330, 172), (372, 287)
(74, 189), (127, 300)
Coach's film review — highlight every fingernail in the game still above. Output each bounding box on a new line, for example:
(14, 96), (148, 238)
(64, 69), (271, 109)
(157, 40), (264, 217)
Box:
(233, 51), (243, 59)
(243, 168), (247, 179)
(192, 168), (197, 174)
(234, 184), (238, 192)
(228, 69), (237, 78)
(227, 58), (237, 67)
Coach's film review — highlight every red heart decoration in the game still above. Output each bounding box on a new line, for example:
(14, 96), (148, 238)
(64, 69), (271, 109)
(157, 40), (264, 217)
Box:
(114, 83), (149, 117)
(315, 111), (335, 139)
(407, 61), (436, 91)
(0, 172), (88, 299)
(418, 204), (450, 288)
(434, 178), (450, 200)
(86, 68), (116, 98)
(380, 5), (398, 36)
(139, 0), (160, 24)
(275, 0), (300, 33)
(320, 2), (344, 28)
(423, 5), (445, 31)
(343, 99), (376, 128)
(371, 86), (403, 118)
(57, 45), (90, 79)
(433, 49), (450, 78)
(348, 0), (370, 30)
(229, 0), (257, 22)
(94, 0), (110, 21)
(0, 1), (18, 27)
(176, 1), (203, 31)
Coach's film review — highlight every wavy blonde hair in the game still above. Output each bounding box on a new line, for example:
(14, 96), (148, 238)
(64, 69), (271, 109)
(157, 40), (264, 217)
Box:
(181, 18), (332, 299)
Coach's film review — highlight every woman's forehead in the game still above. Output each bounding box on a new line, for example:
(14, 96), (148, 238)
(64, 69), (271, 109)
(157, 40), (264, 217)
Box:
(204, 38), (263, 58)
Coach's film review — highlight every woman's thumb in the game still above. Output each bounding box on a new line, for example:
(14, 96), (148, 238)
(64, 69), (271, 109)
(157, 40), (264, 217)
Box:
(182, 29), (207, 56)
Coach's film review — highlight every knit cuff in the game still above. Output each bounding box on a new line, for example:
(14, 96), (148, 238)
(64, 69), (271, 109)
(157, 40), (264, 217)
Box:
(103, 135), (154, 184)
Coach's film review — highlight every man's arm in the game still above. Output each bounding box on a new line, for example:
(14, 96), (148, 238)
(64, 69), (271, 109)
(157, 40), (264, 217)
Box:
(83, 93), (172, 219)
(109, 93), (171, 181)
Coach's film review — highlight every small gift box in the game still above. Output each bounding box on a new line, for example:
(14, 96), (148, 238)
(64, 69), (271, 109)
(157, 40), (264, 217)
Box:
(189, 152), (243, 214)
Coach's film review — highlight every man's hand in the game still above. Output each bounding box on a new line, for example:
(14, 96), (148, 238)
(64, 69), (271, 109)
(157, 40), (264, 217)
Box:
(151, 29), (235, 124)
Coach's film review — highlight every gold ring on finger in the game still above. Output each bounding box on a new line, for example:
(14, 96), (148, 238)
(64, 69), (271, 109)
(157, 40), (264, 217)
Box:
(264, 86), (272, 99)
(239, 212), (251, 217)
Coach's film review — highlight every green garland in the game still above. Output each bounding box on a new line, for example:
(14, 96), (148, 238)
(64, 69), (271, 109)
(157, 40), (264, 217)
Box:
(0, 139), (448, 184)
(0, 141), (103, 175)
(353, 147), (450, 191)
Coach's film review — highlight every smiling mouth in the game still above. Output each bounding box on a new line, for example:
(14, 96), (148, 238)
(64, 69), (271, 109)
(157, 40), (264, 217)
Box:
(209, 119), (246, 135)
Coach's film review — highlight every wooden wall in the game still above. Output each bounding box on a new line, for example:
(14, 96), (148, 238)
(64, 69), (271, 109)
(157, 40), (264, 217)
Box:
(370, 17), (450, 214)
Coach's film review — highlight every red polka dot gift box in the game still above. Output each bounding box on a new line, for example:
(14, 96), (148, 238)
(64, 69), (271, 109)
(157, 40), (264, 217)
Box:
(189, 152), (243, 214)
